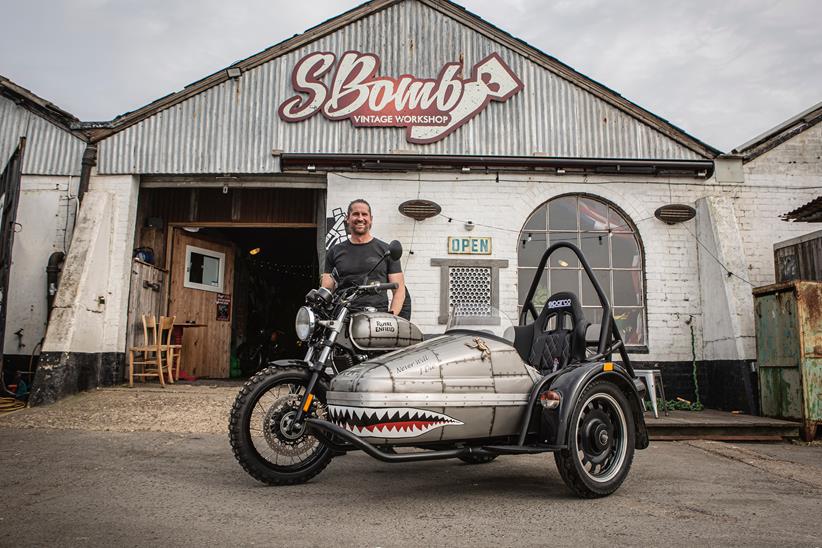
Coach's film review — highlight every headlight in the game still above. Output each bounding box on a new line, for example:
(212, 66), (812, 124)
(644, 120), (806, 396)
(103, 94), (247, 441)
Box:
(295, 306), (316, 341)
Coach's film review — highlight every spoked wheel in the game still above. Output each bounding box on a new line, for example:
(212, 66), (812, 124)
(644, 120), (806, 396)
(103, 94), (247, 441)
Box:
(555, 380), (635, 498)
(229, 366), (332, 485)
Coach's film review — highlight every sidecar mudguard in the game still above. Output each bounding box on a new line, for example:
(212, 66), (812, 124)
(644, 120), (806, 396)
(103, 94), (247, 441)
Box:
(529, 361), (649, 450)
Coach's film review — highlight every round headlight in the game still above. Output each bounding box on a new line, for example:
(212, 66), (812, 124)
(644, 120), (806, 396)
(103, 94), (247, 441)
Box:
(295, 306), (316, 341)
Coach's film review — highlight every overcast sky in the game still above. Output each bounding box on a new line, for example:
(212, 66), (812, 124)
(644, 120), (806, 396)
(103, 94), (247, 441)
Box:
(1, 0), (820, 152)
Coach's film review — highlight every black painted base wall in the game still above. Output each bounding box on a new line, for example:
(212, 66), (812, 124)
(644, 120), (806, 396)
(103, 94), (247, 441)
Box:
(29, 351), (125, 406)
(632, 359), (759, 415)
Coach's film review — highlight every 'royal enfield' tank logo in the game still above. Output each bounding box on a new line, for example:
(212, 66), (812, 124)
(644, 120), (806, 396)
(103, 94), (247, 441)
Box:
(547, 299), (572, 309)
(374, 319), (396, 334)
(278, 51), (524, 144)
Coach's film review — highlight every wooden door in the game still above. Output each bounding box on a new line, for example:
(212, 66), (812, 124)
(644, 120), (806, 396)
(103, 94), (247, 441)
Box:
(126, 260), (166, 350)
(168, 229), (235, 378)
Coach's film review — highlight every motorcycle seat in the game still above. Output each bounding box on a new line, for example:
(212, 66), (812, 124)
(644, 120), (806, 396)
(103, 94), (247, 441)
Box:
(512, 292), (590, 374)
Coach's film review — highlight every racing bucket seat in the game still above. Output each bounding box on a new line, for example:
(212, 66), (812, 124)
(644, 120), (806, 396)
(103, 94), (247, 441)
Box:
(513, 292), (590, 374)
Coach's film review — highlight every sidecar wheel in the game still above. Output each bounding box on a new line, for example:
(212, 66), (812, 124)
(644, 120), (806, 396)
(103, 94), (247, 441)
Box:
(229, 366), (332, 486)
(458, 454), (498, 465)
(554, 380), (635, 498)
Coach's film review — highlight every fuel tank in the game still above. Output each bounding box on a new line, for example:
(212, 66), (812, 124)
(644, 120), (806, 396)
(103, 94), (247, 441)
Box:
(348, 312), (423, 351)
(327, 332), (540, 445)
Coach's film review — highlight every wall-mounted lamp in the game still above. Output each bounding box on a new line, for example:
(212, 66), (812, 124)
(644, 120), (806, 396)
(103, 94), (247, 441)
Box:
(464, 220), (475, 231)
(461, 166), (471, 173)
(306, 164), (316, 172)
(249, 247), (261, 256)
(226, 67), (242, 79)
(556, 168), (566, 175)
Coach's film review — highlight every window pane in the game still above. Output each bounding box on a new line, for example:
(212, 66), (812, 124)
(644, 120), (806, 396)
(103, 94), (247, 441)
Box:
(581, 270), (611, 307)
(581, 233), (609, 268)
(579, 198), (609, 231)
(613, 270), (642, 306)
(608, 207), (632, 232)
(518, 268), (548, 310)
(614, 308), (645, 345)
(612, 233), (641, 268)
(188, 252), (221, 286)
(582, 307), (604, 344)
(523, 205), (547, 231)
(549, 232), (579, 268)
(519, 232), (547, 268)
(549, 196), (577, 230)
(549, 268), (579, 297)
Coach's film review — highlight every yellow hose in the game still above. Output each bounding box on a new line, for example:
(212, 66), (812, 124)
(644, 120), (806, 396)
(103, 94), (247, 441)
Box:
(0, 397), (26, 413)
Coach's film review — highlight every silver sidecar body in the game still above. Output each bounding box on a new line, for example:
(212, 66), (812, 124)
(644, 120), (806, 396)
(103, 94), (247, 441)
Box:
(327, 331), (541, 445)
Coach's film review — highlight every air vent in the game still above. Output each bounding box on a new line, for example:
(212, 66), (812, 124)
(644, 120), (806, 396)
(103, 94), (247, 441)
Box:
(398, 199), (441, 221)
(654, 204), (696, 224)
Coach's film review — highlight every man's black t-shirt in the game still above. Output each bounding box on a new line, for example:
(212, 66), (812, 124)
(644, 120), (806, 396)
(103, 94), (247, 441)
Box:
(324, 238), (402, 311)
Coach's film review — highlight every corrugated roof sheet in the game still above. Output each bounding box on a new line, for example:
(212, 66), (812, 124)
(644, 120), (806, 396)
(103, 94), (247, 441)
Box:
(95, 0), (716, 175)
(0, 76), (86, 176)
(783, 196), (822, 223)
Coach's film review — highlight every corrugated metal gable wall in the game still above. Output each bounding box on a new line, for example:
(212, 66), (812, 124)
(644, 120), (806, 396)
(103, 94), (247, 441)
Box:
(98, 0), (701, 174)
(0, 95), (85, 176)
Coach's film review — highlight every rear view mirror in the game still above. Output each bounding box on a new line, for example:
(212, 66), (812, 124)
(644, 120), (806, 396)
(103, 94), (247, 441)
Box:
(389, 240), (403, 261)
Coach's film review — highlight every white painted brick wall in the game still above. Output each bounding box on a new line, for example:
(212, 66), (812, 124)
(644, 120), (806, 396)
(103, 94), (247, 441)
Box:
(4, 175), (79, 353)
(86, 174), (140, 354)
(328, 151), (819, 364)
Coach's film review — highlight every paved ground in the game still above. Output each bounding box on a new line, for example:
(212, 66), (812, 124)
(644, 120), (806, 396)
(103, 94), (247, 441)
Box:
(0, 385), (820, 547)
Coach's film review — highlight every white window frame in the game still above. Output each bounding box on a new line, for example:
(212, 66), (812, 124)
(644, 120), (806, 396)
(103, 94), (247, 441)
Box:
(183, 245), (225, 293)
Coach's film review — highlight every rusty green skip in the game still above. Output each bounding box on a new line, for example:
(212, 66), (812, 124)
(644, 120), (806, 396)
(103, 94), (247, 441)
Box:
(754, 281), (822, 441)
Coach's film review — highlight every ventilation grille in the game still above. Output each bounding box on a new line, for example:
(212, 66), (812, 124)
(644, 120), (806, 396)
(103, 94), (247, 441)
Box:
(449, 267), (492, 316)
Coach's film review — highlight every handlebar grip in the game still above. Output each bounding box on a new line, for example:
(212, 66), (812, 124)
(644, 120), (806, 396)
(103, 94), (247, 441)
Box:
(373, 282), (399, 291)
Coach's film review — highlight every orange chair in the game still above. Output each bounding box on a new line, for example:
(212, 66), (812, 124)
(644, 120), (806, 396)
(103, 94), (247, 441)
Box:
(128, 315), (174, 387)
(160, 315), (182, 382)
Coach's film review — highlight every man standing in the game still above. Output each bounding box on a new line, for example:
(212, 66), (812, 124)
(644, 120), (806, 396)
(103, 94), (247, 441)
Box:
(322, 199), (408, 317)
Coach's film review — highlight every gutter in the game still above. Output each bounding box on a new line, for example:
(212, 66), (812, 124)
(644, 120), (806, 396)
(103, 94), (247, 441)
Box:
(280, 153), (714, 178)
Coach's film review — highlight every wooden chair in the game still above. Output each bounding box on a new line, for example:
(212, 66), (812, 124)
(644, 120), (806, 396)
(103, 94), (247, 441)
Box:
(160, 315), (183, 382)
(128, 315), (173, 387)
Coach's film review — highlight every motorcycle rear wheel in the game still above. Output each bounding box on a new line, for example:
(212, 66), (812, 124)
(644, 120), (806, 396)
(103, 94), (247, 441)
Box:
(229, 366), (332, 485)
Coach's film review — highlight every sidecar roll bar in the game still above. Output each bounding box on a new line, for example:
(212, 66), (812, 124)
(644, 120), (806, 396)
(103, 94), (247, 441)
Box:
(519, 241), (632, 370)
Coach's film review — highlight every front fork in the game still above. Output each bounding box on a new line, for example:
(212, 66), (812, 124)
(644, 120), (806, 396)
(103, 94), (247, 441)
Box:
(291, 308), (349, 430)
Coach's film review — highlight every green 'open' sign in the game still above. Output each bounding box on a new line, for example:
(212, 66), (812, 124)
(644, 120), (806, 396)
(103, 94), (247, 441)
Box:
(447, 236), (492, 255)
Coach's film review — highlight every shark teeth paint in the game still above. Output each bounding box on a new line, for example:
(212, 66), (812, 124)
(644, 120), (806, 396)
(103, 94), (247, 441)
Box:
(328, 405), (463, 438)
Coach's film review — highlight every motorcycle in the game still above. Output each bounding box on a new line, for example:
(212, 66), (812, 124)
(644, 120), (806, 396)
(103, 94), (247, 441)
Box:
(229, 241), (649, 498)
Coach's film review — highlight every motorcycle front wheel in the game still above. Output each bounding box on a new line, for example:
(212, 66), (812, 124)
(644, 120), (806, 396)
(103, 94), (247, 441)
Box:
(229, 366), (332, 485)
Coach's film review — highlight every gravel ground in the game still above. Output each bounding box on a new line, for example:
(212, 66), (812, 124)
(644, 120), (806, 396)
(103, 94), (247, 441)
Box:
(0, 382), (242, 433)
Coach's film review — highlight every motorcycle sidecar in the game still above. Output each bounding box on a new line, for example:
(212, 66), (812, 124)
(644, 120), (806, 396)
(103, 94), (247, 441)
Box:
(306, 242), (649, 498)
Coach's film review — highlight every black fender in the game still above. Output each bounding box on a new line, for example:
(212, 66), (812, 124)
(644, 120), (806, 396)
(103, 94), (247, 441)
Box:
(524, 361), (649, 450)
(265, 359), (335, 384)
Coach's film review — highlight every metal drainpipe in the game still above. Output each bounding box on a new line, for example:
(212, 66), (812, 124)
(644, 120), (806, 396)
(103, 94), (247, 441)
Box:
(76, 144), (97, 203)
(46, 251), (65, 319)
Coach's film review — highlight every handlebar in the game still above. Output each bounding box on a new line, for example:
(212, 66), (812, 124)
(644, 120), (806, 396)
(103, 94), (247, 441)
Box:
(357, 282), (398, 292)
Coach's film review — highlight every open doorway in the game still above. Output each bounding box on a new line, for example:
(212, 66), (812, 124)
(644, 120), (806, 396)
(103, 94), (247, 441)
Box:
(166, 226), (317, 379)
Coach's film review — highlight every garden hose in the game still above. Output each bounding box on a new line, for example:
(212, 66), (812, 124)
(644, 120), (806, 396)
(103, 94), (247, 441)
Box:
(0, 397), (26, 413)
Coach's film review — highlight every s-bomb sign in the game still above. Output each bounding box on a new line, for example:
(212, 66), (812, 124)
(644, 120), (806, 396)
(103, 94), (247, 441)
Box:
(278, 51), (524, 144)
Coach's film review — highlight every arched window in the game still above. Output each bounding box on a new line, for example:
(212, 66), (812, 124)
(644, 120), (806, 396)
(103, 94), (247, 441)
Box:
(518, 195), (646, 346)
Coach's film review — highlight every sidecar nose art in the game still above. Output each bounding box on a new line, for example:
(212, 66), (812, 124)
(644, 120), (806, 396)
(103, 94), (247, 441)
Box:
(328, 405), (463, 438)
